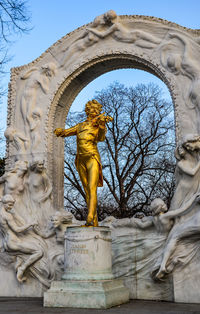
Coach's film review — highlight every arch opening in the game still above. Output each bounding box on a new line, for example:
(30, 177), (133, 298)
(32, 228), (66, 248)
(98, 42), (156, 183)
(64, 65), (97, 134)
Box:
(49, 55), (175, 209)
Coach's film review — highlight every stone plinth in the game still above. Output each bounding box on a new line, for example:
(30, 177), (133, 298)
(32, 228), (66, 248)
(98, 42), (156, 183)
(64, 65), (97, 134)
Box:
(44, 227), (129, 308)
(63, 226), (113, 280)
(43, 279), (129, 309)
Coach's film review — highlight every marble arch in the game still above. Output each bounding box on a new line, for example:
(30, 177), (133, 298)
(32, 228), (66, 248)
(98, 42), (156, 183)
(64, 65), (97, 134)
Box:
(2, 10), (200, 301)
(7, 11), (200, 209)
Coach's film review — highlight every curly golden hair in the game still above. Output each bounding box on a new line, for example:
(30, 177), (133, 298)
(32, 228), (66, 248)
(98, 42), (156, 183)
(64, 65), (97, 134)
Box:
(85, 99), (102, 116)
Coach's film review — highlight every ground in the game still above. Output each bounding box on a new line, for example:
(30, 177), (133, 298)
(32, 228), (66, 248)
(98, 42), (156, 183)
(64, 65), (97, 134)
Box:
(0, 298), (200, 314)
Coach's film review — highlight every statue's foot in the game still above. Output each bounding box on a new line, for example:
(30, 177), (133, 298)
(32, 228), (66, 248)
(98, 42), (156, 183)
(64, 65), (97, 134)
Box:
(155, 268), (167, 280)
(85, 221), (94, 227)
(17, 266), (27, 283)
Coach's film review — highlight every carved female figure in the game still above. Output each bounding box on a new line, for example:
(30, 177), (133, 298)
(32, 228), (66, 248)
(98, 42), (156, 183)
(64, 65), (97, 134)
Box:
(154, 136), (200, 279)
(59, 11), (112, 68)
(0, 160), (28, 218)
(87, 10), (160, 48)
(170, 135), (200, 210)
(34, 210), (74, 243)
(160, 33), (200, 128)
(27, 160), (53, 225)
(29, 108), (42, 154)
(20, 62), (56, 136)
(0, 161), (28, 198)
(4, 127), (29, 158)
(112, 198), (168, 230)
(155, 195), (200, 280)
(0, 194), (42, 283)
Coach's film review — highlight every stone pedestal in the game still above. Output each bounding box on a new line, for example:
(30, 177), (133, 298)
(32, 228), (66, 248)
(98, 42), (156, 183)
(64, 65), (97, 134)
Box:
(44, 226), (129, 308)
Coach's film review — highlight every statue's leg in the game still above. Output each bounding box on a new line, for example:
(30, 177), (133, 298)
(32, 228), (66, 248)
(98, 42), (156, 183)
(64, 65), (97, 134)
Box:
(86, 158), (99, 226)
(156, 235), (179, 279)
(17, 247), (43, 282)
(9, 241), (43, 282)
(77, 160), (89, 207)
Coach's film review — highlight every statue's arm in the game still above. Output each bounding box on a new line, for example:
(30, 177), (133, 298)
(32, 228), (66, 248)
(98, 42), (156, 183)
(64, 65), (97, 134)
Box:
(87, 24), (117, 39)
(168, 33), (187, 47)
(39, 174), (52, 202)
(97, 125), (107, 142)
(166, 194), (198, 218)
(54, 125), (78, 137)
(33, 225), (55, 238)
(178, 159), (200, 176)
(6, 217), (33, 233)
(38, 76), (49, 94)
(21, 68), (37, 80)
(132, 217), (153, 229)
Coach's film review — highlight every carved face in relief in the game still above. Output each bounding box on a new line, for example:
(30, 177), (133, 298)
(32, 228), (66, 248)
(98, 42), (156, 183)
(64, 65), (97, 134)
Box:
(104, 10), (117, 24)
(51, 216), (60, 228)
(1, 194), (15, 211)
(150, 198), (168, 216)
(184, 141), (200, 152)
(35, 161), (45, 172)
(41, 62), (56, 77)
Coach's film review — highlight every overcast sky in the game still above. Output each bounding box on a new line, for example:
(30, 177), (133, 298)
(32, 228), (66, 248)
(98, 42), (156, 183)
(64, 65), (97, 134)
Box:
(1, 0), (200, 144)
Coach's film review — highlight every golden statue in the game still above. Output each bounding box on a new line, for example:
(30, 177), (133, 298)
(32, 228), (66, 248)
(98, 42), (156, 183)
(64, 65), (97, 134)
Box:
(54, 99), (113, 227)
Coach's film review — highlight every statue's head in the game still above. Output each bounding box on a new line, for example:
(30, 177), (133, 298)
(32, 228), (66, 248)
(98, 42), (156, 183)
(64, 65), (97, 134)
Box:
(4, 127), (15, 141)
(150, 198), (168, 216)
(85, 99), (102, 118)
(1, 194), (15, 211)
(104, 10), (117, 23)
(41, 62), (56, 77)
(14, 160), (28, 172)
(30, 159), (45, 172)
(50, 210), (73, 228)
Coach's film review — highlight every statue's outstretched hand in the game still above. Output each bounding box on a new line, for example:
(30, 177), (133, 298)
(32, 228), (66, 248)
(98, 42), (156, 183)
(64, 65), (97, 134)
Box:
(54, 128), (64, 137)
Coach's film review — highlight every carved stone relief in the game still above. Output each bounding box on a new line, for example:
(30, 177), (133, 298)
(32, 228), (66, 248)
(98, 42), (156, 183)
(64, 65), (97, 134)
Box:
(2, 10), (200, 300)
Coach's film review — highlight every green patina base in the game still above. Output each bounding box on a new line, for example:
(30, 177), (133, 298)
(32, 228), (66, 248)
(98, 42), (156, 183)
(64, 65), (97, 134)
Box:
(43, 279), (130, 309)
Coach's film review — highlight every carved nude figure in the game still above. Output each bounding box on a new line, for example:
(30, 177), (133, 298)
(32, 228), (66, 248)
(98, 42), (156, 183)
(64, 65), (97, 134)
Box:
(20, 63), (56, 136)
(87, 10), (160, 48)
(155, 194), (200, 280)
(154, 137), (200, 279)
(27, 160), (53, 225)
(4, 127), (29, 157)
(0, 161), (28, 198)
(29, 108), (42, 154)
(170, 135), (200, 210)
(112, 198), (168, 230)
(34, 210), (74, 243)
(160, 33), (200, 119)
(60, 11), (112, 68)
(0, 194), (41, 283)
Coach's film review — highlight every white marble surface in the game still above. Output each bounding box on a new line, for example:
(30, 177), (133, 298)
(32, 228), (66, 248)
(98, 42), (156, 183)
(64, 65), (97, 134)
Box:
(63, 226), (113, 280)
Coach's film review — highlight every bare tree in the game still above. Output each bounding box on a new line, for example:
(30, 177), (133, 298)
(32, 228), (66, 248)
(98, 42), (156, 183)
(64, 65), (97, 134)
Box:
(0, 0), (31, 72)
(64, 82), (176, 220)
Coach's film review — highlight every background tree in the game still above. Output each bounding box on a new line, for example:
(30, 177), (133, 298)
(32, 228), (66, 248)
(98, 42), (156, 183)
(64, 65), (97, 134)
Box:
(64, 82), (176, 220)
(0, 0), (31, 72)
